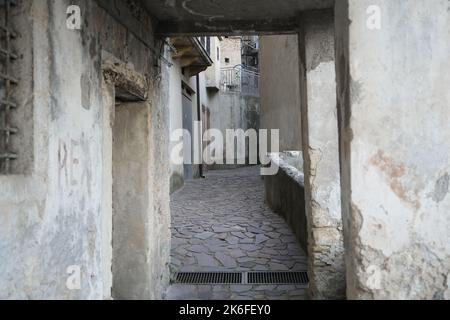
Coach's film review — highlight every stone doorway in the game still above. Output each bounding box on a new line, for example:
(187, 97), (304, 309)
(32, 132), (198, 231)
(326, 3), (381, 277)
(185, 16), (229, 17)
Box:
(101, 51), (158, 300)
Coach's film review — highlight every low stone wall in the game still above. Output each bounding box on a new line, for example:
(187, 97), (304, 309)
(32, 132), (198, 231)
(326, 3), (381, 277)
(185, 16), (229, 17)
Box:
(264, 152), (308, 253)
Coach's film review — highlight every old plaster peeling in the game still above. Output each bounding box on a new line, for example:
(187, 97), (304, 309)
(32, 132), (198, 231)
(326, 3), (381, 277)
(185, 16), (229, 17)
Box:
(308, 46), (333, 71)
(345, 216), (388, 298)
(432, 173), (449, 203)
(182, 0), (224, 21)
(370, 150), (421, 210)
(309, 147), (323, 178)
(101, 51), (148, 100)
(350, 203), (364, 248)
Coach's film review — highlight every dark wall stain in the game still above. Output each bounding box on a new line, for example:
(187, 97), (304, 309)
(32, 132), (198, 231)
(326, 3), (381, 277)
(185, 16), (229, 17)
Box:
(81, 73), (91, 111)
(432, 173), (450, 203)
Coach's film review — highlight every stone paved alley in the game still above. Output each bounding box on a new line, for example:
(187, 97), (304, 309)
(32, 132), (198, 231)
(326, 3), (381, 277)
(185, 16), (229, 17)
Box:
(166, 167), (308, 300)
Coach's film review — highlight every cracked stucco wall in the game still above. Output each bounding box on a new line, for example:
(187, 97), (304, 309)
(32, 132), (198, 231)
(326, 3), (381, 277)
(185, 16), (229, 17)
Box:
(0, 0), (171, 299)
(299, 10), (346, 300)
(336, 0), (450, 299)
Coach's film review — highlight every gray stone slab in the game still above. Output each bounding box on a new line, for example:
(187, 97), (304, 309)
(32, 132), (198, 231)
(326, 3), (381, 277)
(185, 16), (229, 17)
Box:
(195, 253), (219, 267)
(195, 231), (215, 240)
(215, 252), (238, 268)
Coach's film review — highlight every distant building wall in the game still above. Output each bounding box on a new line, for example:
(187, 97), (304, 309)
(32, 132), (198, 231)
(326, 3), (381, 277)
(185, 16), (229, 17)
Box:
(207, 36), (260, 168)
(260, 35), (302, 152)
(169, 37), (222, 185)
(221, 37), (242, 68)
(208, 91), (260, 168)
(206, 37), (222, 90)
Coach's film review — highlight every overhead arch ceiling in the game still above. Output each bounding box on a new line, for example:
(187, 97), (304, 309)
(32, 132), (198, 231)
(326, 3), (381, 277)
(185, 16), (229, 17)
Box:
(140, 0), (334, 35)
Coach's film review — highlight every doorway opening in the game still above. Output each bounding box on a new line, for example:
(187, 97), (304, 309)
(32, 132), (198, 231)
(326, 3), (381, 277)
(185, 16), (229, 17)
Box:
(101, 51), (153, 300)
(111, 99), (150, 300)
(166, 34), (328, 300)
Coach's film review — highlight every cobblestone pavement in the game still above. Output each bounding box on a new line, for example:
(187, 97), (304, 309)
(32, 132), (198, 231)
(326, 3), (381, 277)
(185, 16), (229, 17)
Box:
(165, 167), (308, 300)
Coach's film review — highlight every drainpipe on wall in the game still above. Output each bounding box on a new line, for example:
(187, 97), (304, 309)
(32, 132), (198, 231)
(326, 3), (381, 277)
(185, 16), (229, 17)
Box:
(196, 74), (205, 178)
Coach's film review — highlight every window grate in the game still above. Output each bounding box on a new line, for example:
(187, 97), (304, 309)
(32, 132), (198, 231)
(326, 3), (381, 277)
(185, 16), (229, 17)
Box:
(0, 0), (18, 174)
(174, 272), (309, 286)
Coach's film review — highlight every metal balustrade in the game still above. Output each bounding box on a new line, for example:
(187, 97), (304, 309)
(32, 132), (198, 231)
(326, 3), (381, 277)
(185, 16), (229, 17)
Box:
(220, 65), (260, 97)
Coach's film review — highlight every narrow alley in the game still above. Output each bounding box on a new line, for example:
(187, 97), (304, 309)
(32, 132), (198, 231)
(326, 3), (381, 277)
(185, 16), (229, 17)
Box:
(166, 167), (308, 300)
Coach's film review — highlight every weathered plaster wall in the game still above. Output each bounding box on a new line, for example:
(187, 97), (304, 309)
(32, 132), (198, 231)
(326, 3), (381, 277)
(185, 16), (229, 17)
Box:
(260, 35), (302, 152)
(169, 58), (184, 193)
(196, 72), (210, 177)
(189, 74), (201, 179)
(146, 54), (171, 300)
(168, 60), (211, 185)
(205, 37), (222, 90)
(168, 37), (226, 184)
(0, 0), (171, 299)
(298, 10), (345, 300)
(335, 0), (450, 299)
(0, 0), (52, 299)
(208, 91), (260, 168)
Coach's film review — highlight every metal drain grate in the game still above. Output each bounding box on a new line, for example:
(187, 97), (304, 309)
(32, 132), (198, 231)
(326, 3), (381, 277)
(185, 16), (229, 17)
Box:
(175, 272), (243, 285)
(248, 272), (309, 285)
(174, 272), (309, 285)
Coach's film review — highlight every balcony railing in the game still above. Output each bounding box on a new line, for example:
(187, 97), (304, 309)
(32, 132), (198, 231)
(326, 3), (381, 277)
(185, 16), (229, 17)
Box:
(220, 66), (260, 97)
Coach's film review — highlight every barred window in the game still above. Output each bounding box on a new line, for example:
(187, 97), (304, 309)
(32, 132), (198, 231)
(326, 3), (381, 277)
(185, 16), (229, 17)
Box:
(0, 0), (33, 175)
(0, 0), (18, 174)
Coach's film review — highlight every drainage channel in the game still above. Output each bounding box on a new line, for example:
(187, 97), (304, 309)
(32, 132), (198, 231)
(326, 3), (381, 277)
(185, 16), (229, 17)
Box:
(174, 272), (309, 286)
